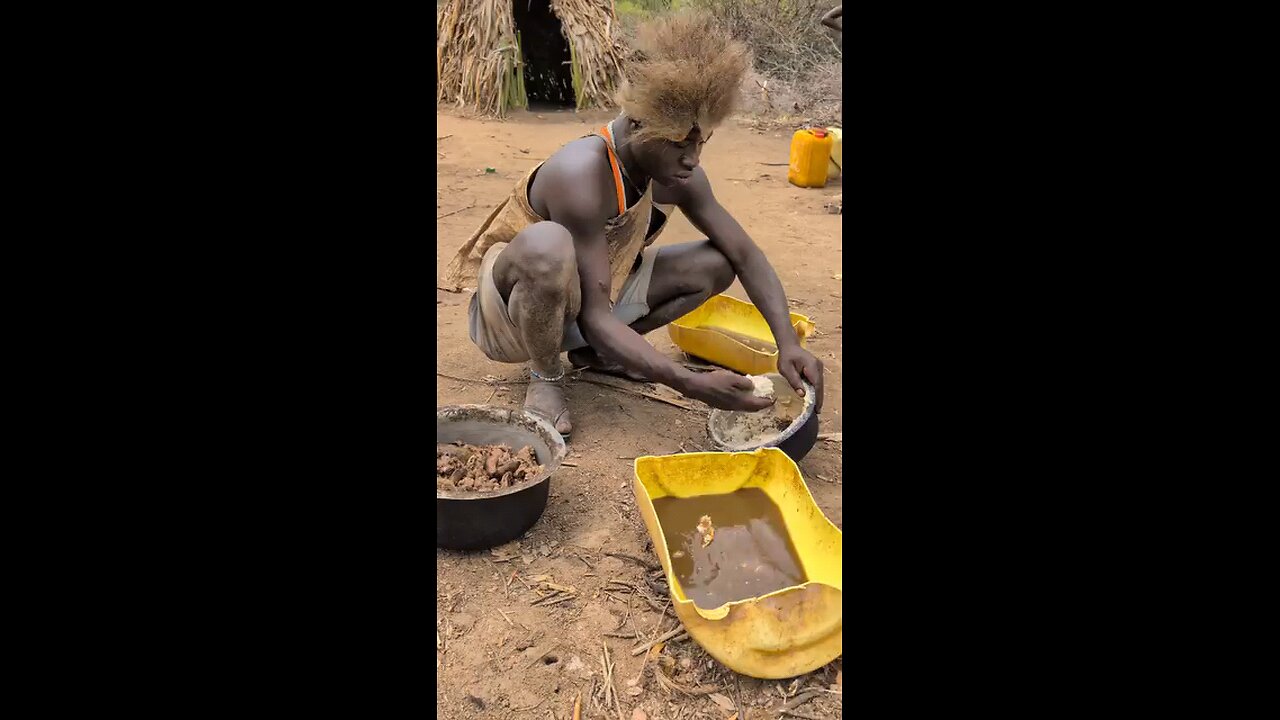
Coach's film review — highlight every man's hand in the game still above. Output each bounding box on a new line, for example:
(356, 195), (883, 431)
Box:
(680, 370), (775, 412)
(668, 169), (825, 413)
(777, 344), (825, 412)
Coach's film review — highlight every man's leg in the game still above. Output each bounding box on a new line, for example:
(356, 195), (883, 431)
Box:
(492, 222), (581, 436)
(569, 240), (733, 377)
(629, 240), (735, 334)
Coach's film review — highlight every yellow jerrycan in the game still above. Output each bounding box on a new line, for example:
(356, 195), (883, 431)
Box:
(787, 127), (834, 188)
(826, 126), (842, 181)
(633, 449), (842, 679)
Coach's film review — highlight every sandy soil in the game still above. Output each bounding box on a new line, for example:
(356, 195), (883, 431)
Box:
(436, 107), (843, 720)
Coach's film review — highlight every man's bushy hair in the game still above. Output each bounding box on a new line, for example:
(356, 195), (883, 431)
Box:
(617, 11), (751, 143)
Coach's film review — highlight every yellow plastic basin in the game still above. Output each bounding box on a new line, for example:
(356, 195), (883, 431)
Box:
(633, 449), (842, 679)
(666, 294), (816, 376)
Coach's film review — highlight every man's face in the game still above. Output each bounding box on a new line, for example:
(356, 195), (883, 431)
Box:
(638, 127), (712, 188)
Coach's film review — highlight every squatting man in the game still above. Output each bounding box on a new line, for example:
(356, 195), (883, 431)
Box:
(445, 12), (825, 439)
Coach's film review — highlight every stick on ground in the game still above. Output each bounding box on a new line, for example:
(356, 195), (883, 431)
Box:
(576, 377), (702, 412)
(777, 689), (826, 714)
(603, 552), (660, 571)
(437, 203), (477, 220)
(631, 625), (686, 656)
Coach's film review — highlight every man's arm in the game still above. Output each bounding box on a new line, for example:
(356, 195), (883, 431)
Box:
(543, 167), (771, 412)
(821, 5), (842, 31)
(542, 173), (685, 386)
(676, 168), (825, 407)
(677, 168), (798, 353)
(571, 216), (691, 387)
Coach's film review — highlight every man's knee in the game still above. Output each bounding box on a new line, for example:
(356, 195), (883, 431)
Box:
(697, 245), (735, 294)
(515, 222), (576, 283)
(659, 242), (735, 298)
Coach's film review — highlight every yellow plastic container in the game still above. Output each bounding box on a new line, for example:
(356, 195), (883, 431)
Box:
(826, 126), (842, 180)
(633, 449), (842, 679)
(667, 294), (815, 376)
(787, 127), (834, 188)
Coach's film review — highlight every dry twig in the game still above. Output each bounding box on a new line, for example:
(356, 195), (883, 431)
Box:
(776, 688), (826, 714)
(437, 202), (477, 220)
(631, 625), (686, 656)
(600, 642), (625, 720)
(577, 376), (702, 412)
(604, 551), (660, 571)
(651, 663), (722, 696)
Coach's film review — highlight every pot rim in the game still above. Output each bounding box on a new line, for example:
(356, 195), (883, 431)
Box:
(706, 374), (817, 452)
(436, 404), (567, 501)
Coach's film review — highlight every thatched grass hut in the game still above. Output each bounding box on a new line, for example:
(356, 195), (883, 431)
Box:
(437, 0), (626, 117)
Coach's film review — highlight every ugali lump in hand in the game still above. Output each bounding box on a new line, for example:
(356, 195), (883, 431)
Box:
(749, 375), (775, 399)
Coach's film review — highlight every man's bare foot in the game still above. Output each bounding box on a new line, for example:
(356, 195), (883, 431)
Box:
(524, 379), (572, 438)
(568, 347), (648, 382)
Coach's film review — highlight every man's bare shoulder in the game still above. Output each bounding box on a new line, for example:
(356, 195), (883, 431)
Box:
(530, 136), (614, 222)
(538, 137), (612, 191)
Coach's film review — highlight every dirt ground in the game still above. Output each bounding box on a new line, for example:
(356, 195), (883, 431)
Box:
(436, 107), (843, 720)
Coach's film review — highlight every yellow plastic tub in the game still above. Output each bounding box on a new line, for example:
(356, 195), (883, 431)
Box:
(633, 449), (842, 679)
(667, 294), (816, 376)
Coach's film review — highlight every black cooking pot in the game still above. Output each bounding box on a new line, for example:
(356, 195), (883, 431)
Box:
(437, 405), (568, 551)
(706, 373), (821, 462)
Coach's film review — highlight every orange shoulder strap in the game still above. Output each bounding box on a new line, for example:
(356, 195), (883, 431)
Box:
(599, 124), (627, 216)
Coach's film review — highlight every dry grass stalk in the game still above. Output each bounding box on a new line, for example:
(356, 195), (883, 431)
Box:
(631, 625), (685, 656)
(552, 0), (626, 109)
(603, 551), (660, 571)
(776, 688), (826, 714)
(600, 641), (625, 720)
(650, 662), (721, 696)
(437, 0), (624, 116)
(436, 0), (520, 116)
